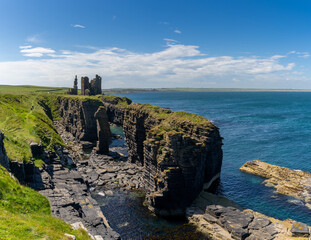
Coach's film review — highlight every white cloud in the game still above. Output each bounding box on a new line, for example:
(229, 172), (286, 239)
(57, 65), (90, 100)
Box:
(20, 47), (55, 57)
(19, 45), (32, 49)
(288, 50), (310, 58)
(163, 38), (178, 43)
(0, 43), (299, 88)
(174, 29), (182, 34)
(72, 24), (85, 29)
(297, 52), (310, 58)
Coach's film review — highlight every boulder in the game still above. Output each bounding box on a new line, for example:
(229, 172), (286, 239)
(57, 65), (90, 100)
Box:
(290, 221), (309, 237)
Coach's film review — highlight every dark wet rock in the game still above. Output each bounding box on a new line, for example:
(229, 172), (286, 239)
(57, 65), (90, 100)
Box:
(88, 171), (99, 183)
(220, 208), (254, 229)
(224, 222), (249, 239)
(290, 221), (310, 237)
(81, 141), (94, 151)
(203, 213), (218, 223)
(246, 232), (275, 240)
(262, 223), (278, 236)
(248, 217), (271, 230)
(30, 142), (44, 158)
(10, 161), (25, 183)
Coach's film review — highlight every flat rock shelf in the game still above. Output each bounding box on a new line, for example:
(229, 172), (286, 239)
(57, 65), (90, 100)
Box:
(240, 160), (311, 210)
(187, 192), (311, 240)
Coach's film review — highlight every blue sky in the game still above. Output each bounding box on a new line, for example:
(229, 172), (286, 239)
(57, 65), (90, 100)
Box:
(1, 0), (311, 89)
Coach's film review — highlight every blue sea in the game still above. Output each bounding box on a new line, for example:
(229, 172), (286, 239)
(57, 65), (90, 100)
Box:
(115, 91), (311, 225)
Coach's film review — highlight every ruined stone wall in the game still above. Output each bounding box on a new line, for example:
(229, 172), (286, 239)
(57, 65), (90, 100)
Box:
(90, 75), (102, 95)
(81, 77), (89, 95)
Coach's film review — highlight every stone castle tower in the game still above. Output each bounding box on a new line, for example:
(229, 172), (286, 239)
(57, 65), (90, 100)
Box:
(67, 75), (78, 95)
(81, 75), (102, 96)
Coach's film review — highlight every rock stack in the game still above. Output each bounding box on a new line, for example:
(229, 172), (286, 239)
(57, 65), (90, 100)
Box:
(94, 106), (111, 154)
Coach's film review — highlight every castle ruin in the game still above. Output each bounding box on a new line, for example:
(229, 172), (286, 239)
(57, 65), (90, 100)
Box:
(67, 74), (102, 96)
(81, 75), (102, 96)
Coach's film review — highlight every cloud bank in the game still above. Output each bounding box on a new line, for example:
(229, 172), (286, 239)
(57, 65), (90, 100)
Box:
(0, 43), (301, 88)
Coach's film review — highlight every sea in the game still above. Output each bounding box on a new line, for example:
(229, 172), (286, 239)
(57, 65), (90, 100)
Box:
(95, 91), (311, 239)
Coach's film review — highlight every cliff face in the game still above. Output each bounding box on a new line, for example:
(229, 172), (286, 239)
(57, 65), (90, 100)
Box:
(58, 97), (104, 141)
(57, 95), (223, 216)
(122, 104), (223, 216)
(0, 131), (10, 170)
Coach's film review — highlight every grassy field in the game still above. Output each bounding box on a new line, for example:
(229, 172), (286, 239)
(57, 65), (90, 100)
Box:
(0, 85), (68, 95)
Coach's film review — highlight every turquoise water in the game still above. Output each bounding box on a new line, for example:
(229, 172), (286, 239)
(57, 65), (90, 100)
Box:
(115, 91), (311, 225)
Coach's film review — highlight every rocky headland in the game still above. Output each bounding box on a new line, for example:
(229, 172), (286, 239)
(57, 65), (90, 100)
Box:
(0, 92), (225, 239)
(240, 160), (311, 210)
(57, 95), (223, 216)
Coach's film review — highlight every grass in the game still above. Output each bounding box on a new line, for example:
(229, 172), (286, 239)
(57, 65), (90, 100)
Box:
(0, 165), (91, 240)
(129, 103), (213, 129)
(0, 94), (64, 162)
(0, 85), (68, 95)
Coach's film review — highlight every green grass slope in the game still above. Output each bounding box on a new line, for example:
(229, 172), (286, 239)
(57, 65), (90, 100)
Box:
(0, 165), (91, 240)
(0, 86), (92, 239)
(0, 94), (64, 162)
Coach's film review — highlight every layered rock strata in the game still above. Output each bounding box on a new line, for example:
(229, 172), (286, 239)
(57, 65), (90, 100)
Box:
(58, 97), (104, 141)
(94, 106), (111, 154)
(122, 104), (223, 216)
(240, 160), (311, 209)
(39, 157), (120, 240)
(55, 119), (144, 192)
(187, 192), (311, 240)
(57, 96), (223, 216)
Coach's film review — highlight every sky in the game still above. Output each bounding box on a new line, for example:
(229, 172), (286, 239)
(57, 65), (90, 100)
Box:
(1, 0), (311, 89)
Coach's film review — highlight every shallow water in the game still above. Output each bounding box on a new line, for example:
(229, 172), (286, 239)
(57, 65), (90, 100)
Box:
(94, 127), (209, 239)
(114, 91), (311, 225)
(92, 191), (208, 240)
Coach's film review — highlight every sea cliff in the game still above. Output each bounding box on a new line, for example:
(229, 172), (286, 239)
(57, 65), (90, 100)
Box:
(57, 95), (223, 216)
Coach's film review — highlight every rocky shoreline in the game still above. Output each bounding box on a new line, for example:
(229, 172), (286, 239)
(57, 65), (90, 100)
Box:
(240, 160), (311, 210)
(187, 192), (311, 240)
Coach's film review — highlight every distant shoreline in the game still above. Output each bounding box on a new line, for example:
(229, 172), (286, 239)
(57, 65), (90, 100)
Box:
(1, 85), (311, 95)
(103, 88), (311, 94)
